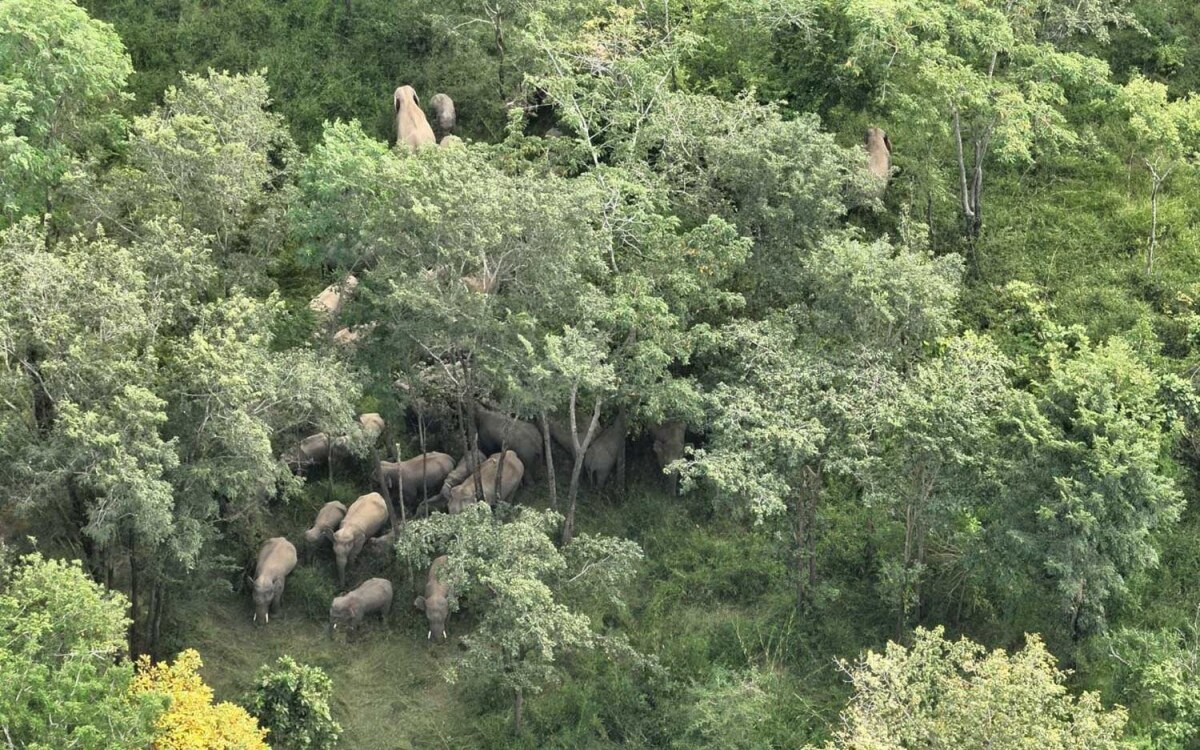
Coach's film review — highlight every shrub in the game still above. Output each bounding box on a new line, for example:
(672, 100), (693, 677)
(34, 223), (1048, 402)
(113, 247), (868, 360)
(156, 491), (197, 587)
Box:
(246, 656), (342, 750)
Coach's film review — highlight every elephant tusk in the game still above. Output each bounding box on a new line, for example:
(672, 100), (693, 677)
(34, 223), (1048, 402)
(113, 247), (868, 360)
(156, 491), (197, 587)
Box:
(443, 632), (448, 639)
(253, 612), (257, 622)
(428, 630), (432, 639)
(265, 612), (269, 624)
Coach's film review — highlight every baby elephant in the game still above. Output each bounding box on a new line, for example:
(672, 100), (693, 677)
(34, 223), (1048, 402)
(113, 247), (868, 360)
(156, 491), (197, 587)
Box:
(330, 577), (394, 636)
(303, 501), (347, 560)
(248, 537), (298, 625)
(414, 555), (452, 640)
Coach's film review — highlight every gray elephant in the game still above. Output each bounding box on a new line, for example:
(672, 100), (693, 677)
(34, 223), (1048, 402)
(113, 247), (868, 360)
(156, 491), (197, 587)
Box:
(548, 415), (626, 488)
(248, 537), (298, 625)
(394, 85), (436, 150)
(309, 274), (358, 319)
(325, 492), (390, 586)
(583, 414), (625, 488)
(330, 577), (393, 635)
(414, 555), (453, 640)
(428, 93), (456, 136)
(649, 420), (685, 494)
(473, 406), (541, 485)
(444, 446), (486, 488)
(282, 431), (331, 475)
(303, 501), (347, 560)
(376, 452), (455, 508)
(865, 127), (892, 183)
(446, 450), (524, 514)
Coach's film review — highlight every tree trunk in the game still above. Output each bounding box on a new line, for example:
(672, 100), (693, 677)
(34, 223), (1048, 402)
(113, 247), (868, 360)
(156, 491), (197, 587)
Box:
(374, 445), (401, 532)
(512, 687), (524, 735)
(563, 392), (602, 546)
(1147, 167), (1164, 275)
(418, 411), (429, 505)
(128, 537), (140, 659)
(24, 350), (55, 436)
(615, 404), (627, 499)
(540, 410), (557, 508)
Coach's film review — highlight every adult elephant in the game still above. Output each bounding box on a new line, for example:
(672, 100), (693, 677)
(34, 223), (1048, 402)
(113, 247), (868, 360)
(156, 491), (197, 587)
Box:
(325, 492), (389, 586)
(376, 452), (455, 508)
(248, 537), (298, 625)
(473, 405), (541, 486)
(445, 451), (524, 513)
(428, 93), (456, 137)
(394, 85), (436, 150)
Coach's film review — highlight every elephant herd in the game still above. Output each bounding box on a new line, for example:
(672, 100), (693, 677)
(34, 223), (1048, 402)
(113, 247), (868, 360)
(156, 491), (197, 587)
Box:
(251, 402), (686, 639)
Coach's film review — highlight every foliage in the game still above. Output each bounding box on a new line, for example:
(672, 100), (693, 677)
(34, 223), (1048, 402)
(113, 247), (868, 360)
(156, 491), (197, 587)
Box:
(396, 504), (644, 732)
(246, 656), (341, 750)
(0, 553), (160, 749)
(815, 626), (1128, 749)
(0, 0), (131, 223)
(131, 648), (269, 750)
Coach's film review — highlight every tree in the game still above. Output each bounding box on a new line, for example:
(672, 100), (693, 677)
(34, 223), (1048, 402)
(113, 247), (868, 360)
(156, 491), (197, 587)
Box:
(0, 552), (160, 749)
(131, 649), (269, 750)
(81, 69), (295, 289)
(0, 0), (131, 225)
(843, 0), (1118, 248)
(246, 656), (341, 750)
(1008, 338), (1183, 637)
(395, 504), (644, 734)
(1115, 73), (1200, 274)
(684, 234), (963, 609)
(867, 333), (1020, 636)
(814, 626), (1128, 749)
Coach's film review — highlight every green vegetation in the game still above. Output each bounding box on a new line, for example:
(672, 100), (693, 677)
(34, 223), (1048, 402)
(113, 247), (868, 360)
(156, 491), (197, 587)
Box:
(7, 0), (1200, 746)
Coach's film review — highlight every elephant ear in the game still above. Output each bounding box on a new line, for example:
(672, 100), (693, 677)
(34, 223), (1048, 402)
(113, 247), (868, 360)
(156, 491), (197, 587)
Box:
(321, 527), (335, 542)
(413, 91), (421, 107)
(246, 574), (256, 589)
(414, 596), (426, 611)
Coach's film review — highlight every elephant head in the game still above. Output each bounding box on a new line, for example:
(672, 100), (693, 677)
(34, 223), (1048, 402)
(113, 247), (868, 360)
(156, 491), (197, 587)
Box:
(429, 93), (456, 134)
(864, 127), (892, 182)
(328, 527), (365, 586)
(247, 575), (275, 625)
(414, 595), (450, 640)
(329, 594), (359, 631)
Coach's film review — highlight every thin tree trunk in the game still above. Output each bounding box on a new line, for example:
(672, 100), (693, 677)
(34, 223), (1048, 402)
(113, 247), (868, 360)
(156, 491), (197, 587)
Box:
(418, 412), (429, 505)
(563, 390), (602, 546)
(615, 404), (627, 499)
(374, 445), (400, 532)
(128, 537), (140, 659)
(513, 687), (524, 735)
(540, 410), (557, 508)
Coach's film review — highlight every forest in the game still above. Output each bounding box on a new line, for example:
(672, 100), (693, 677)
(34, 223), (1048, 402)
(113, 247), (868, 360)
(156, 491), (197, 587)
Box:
(4, 0), (1200, 747)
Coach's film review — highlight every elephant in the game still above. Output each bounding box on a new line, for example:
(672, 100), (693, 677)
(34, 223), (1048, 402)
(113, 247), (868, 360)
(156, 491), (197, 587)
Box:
(428, 93), (456, 136)
(330, 577), (393, 635)
(461, 273), (499, 293)
(865, 127), (892, 183)
(649, 420), (685, 494)
(394, 85), (436, 150)
(325, 492), (390, 586)
(548, 415), (626, 487)
(283, 432), (331, 475)
(443, 446), (487, 490)
(303, 501), (347, 560)
(310, 274), (358, 318)
(445, 451), (524, 514)
(376, 452), (455, 508)
(583, 414), (625, 488)
(358, 413), (385, 444)
(414, 555), (452, 640)
(248, 537), (298, 625)
(473, 406), (541, 485)
(439, 134), (464, 148)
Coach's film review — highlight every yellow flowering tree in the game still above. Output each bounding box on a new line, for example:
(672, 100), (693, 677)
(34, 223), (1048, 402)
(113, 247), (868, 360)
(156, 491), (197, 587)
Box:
(132, 649), (269, 750)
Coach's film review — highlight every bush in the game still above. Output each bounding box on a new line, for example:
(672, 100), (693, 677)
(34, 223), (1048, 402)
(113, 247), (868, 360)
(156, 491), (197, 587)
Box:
(246, 656), (341, 750)
(285, 564), (338, 621)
